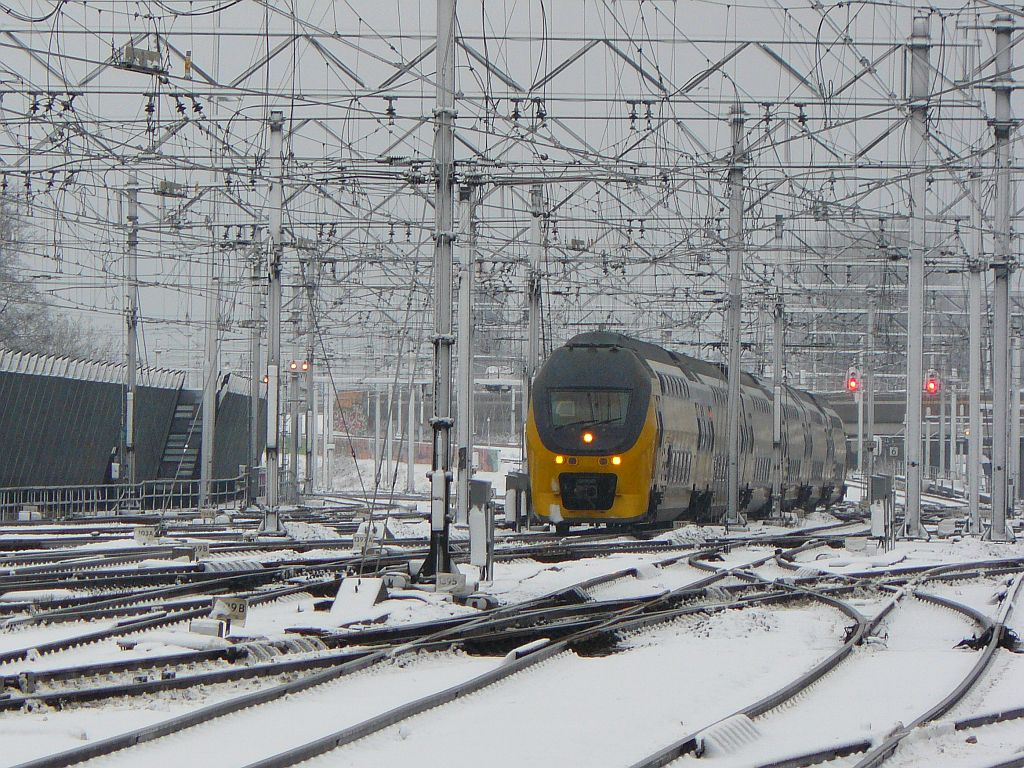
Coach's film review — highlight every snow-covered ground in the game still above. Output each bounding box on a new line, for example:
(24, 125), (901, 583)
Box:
(5, 516), (1024, 767)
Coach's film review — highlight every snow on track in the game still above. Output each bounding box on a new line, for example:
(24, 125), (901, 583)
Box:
(296, 603), (846, 768)
(671, 595), (980, 767)
(11, 652), (494, 768)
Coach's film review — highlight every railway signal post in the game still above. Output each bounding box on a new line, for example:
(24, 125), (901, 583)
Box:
(850, 366), (863, 475)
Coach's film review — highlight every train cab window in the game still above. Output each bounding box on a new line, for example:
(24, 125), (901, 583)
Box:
(549, 389), (631, 428)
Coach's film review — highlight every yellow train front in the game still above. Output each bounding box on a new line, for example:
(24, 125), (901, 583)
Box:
(526, 332), (847, 529)
(526, 335), (660, 527)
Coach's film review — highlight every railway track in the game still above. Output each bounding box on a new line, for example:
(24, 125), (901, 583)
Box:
(623, 558), (1024, 768)
(4, 541), (856, 768)
(6, 518), (1016, 767)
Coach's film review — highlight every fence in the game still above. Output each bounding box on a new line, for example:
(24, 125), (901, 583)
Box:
(0, 473), (252, 521)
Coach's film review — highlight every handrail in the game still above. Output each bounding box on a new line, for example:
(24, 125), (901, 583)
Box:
(0, 473), (252, 519)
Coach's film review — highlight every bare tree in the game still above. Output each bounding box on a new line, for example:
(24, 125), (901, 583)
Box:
(0, 202), (116, 360)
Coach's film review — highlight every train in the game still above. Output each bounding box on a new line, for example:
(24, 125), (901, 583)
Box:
(525, 332), (847, 529)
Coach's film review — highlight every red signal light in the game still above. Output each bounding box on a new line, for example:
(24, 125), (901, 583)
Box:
(845, 367), (860, 394)
(925, 377), (940, 395)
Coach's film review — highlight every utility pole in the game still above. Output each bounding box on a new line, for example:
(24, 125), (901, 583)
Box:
(939, 385), (947, 484)
(456, 182), (478, 526)
(261, 109), (285, 533)
(422, 0), (457, 579)
(248, 233), (262, 507)
(323, 381), (333, 489)
(724, 101), (746, 526)
(857, 351), (864, 475)
(987, 13), (1015, 541)
(406, 376), (416, 494)
(770, 215), (785, 519)
(524, 182), (545, 461)
(123, 174), (139, 490)
(289, 370), (300, 493)
(307, 371), (317, 493)
(946, 387), (954, 489)
(865, 296), (876, 481)
(199, 227), (220, 509)
(1011, 327), (1021, 511)
(903, 15), (930, 538)
(374, 387), (382, 487)
(968, 169), (984, 535)
(303, 258), (318, 495)
(200, 18), (222, 511)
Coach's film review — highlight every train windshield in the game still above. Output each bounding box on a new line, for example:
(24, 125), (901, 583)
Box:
(549, 389), (631, 428)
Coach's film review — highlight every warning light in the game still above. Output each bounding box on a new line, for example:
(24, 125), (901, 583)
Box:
(301, 360), (310, 372)
(262, 374), (269, 384)
(582, 431), (594, 444)
(846, 367), (861, 394)
(611, 456), (622, 466)
(925, 376), (940, 395)
(555, 455), (565, 464)
(289, 360), (299, 371)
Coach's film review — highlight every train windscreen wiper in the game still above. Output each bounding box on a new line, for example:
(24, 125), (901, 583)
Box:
(554, 417), (621, 429)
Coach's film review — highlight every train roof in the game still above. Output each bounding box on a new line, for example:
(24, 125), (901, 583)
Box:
(564, 331), (838, 417)
(565, 331), (757, 386)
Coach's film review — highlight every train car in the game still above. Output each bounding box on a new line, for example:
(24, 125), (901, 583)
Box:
(526, 332), (846, 529)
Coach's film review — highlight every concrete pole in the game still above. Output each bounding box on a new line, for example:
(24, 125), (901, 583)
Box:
(771, 220), (785, 518)
(385, 383), (394, 483)
(248, 238), (262, 507)
(939, 389), (947, 483)
(510, 386), (516, 443)
(374, 387), (382, 487)
(303, 270), (316, 495)
(865, 299), (876, 480)
(968, 174), (985, 533)
(201, 26), (222, 508)
(199, 231), (220, 508)
(423, 0), (457, 578)
(1011, 330), (1021, 511)
(289, 372), (299, 497)
(456, 183), (477, 526)
(524, 183), (544, 462)
(724, 101), (746, 525)
(323, 382), (333, 490)
(950, 386), (959, 487)
(124, 175), (139, 489)
(407, 381), (416, 493)
(904, 15), (930, 537)
(308, 378), (317, 493)
(988, 13), (1015, 541)
(262, 110), (285, 532)
(857, 383), (864, 475)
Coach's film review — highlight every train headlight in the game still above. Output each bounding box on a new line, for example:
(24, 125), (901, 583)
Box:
(555, 455), (564, 464)
(611, 456), (622, 466)
(582, 431), (594, 444)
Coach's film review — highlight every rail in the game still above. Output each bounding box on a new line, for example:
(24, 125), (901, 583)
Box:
(0, 473), (253, 520)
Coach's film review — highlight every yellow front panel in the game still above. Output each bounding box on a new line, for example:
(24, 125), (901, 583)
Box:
(527, 398), (659, 524)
